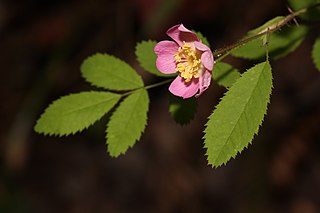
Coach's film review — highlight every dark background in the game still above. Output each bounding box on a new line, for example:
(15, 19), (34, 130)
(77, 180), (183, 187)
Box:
(1, 0), (320, 212)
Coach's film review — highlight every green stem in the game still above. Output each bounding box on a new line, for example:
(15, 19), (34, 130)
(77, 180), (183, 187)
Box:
(122, 78), (173, 97)
(144, 78), (173, 90)
(213, 3), (319, 59)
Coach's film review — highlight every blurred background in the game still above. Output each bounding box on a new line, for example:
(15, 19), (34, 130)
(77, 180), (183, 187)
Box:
(1, 0), (320, 212)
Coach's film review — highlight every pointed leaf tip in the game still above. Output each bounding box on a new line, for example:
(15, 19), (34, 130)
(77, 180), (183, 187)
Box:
(106, 89), (149, 157)
(204, 61), (273, 167)
(35, 91), (121, 136)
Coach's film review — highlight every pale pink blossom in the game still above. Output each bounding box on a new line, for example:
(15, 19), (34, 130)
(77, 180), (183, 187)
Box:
(154, 24), (214, 98)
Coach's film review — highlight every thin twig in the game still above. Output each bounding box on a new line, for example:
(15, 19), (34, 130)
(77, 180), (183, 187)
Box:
(212, 4), (319, 59)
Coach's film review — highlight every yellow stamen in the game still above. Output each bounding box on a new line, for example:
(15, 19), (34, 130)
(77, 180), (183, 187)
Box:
(174, 41), (202, 82)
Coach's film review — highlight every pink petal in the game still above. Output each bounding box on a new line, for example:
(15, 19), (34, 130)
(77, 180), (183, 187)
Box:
(169, 76), (199, 99)
(166, 24), (199, 46)
(154, 40), (179, 74)
(194, 41), (210, 52)
(196, 70), (212, 97)
(201, 50), (214, 71)
(193, 41), (214, 71)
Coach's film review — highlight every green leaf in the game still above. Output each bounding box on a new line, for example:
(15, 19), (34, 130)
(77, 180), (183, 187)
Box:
(204, 61), (273, 167)
(288, 0), (320, 21)
(213, 62), (241, 88)
(81, 53), (144, 90)
(106, 89), (149, 157)
(35, 91), (121, 136)
(312, 36), (320, 71)
(193, 31), (210, 47)
(169, 95), (197, 125)
(247, 16), (285, 35)
(135, 40), (169, 77)
(231, 25), (309, 60)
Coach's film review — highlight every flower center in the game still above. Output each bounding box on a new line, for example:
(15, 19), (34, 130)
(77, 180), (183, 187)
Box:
(174, 41), (202, 82)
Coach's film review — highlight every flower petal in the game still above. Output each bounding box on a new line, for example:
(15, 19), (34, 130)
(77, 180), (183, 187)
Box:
(154, 40), (179, 74)
(201, 50), (214, 71)
(194, 41), (211, 52)
(196, 70), (212, 97)
(167, 24), (199, 46)
(169, 76), (199, 99)
(193, 41), (213, 71)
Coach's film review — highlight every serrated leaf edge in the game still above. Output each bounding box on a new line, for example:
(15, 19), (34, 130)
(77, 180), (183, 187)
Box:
(106, 89), (149, 157)
(34, 91), (121, 137)
(203, 62), (273, 167)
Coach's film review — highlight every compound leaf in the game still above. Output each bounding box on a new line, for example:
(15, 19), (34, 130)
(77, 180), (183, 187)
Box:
(106, 89), (149, 157)
(204, 61), (273, 167)
(81, 53), (143, 90)
(35, 91), (121, 136)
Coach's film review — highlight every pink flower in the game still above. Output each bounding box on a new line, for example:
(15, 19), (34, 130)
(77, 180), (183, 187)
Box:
(154, 24), (214, 99)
